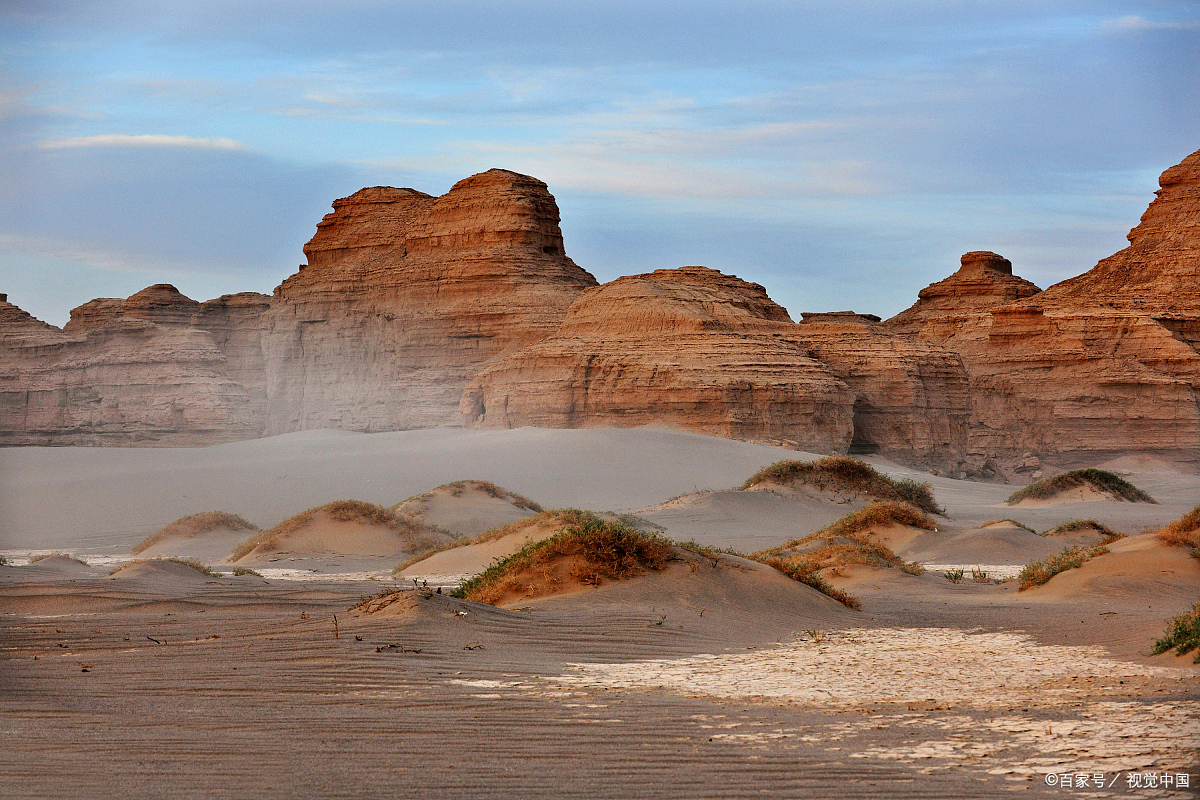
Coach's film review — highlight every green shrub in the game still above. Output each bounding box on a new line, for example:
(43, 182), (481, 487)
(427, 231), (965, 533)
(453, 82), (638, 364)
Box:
(1150, 604), (1200, 663)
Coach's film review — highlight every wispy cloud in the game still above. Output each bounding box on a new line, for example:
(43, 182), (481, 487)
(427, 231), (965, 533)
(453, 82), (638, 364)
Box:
(36, 134), (245, 150)
(1100, 15), (1200, 32)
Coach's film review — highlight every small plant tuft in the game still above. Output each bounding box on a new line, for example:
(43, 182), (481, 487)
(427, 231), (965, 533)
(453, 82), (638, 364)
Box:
(944, 568), (965, 584)
(1150, 603), (1200, 663)
(1006, 469), (1154, 505)
(970, 567), (991, 584)
(232, 567), (261, 577)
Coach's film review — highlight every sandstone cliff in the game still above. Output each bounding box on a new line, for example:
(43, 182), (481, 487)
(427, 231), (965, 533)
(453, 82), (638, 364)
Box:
(884, 148), (1200, 470)
(463, 266), (972, 461)
(262, 170), (598, 434)
(0, 286), (267, 446)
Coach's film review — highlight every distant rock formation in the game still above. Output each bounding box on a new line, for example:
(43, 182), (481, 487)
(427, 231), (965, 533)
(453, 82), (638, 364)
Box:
(262, 169), (597, 434)
(4, 151), (1200, 473)
(883, 147), (1200, 472)
(0, 287), (266, 446)
(463, 266), (972, 462)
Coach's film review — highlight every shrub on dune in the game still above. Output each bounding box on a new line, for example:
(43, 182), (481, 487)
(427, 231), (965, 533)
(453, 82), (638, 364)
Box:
(741, 455), (943, 515)
(1158, 505), (1200, 550)
(453, 512), (674, 604)
(1005, 469), (1154, 505)
(1151, 603), (1200, 663)
(133, 511), (258, 555)
(1017, 544), (1113, 590)
(231, 500), (439, 561)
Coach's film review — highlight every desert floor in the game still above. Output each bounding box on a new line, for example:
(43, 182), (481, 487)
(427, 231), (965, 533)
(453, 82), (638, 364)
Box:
(1, 427), (1197, 798)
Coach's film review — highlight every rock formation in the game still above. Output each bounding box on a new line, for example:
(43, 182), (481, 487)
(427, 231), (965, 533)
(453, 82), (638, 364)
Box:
(463, 266), (972, 462)
(262, 170), (598, 434)
(884, 148), (1200, 470)
(5, 151), (1200, 472)
(0, 286), (266, 446)
(789, 315), (971, 464)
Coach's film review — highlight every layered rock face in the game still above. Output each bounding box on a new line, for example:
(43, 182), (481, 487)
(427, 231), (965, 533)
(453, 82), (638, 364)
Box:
(263, 170), (598, 434)
(790, 316), (971, 464)
(884, 148), (1200, 469)
(463, 266), (972, 460)
(0, 286), (268, 446)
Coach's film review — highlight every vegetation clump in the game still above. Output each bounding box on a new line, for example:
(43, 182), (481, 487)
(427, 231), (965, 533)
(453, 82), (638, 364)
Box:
(1150, 603), (1200, 663)
(231, 567), (261, 577)
(133, 512), (258, 555)
(747, 502), (932, 607)
(741, 456), (943, 515)
(758, 557), (862, 610)
(1044, 519), (1121, 539)
(1017, 544), (1114, 590)
(452, 511), (674, 604)
(109, 557), (221, 578)
(230, 500), (440, 562)
(1158, 505), (1200, 551)
(758, 501), (938, 558)
(1005, 469), (1155, 506)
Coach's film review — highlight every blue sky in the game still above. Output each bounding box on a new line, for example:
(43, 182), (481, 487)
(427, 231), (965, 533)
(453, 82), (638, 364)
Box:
(1, 1), (1197, 326)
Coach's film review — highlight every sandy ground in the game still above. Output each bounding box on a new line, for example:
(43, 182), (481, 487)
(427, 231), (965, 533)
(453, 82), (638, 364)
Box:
(1, 426), (1198, 798)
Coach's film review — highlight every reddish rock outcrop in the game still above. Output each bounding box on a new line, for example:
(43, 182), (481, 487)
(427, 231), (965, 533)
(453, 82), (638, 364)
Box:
(789, 317), (971, 464)
(262, 169), (598, 434)
(463, 266), (972, 460)
(884, 148), (1200, 470)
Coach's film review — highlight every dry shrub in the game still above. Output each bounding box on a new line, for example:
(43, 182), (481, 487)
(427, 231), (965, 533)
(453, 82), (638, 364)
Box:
(1044, 519), (1121, 538)
(394, 480), (544, 513)
(230, 500), (441, 562)
(759, 556), (861, 610)
(133, 512), (258, 555)
(1006, 469), (1155, 505)
(979, 518), (1038, 533)
(29, 552), (90, 566)
(454, 512), (673, 604)
(1158, 506), (1200, 550)
(757, 501), (937, 559)
(741, 456), (943, 515)
(1017, 544), (1110, 590)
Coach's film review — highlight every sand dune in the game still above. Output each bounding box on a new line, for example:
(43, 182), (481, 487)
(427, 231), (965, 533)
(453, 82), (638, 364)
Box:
(230, 501), (449, 564)
(899, 524), (1064, 565)
(1023, 533), (1200, 605)
(109, 558), (221, 587)
(393, 479), (543, 538)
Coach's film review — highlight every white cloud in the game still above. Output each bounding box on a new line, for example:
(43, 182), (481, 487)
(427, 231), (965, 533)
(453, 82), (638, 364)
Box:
(36, 134), (245, 150)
